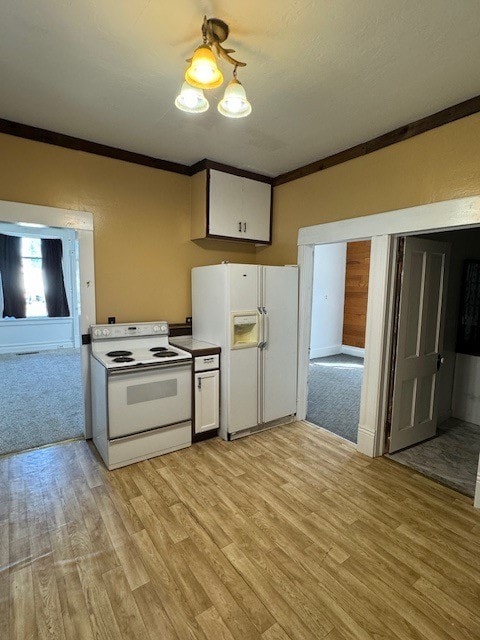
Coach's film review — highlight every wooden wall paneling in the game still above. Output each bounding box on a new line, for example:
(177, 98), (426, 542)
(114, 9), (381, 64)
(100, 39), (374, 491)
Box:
(342, 241), (371, 349)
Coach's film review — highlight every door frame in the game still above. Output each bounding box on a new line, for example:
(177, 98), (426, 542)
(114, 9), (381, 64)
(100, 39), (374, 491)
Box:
(296, 196), (480, 507)
(0, 199), (95, 438)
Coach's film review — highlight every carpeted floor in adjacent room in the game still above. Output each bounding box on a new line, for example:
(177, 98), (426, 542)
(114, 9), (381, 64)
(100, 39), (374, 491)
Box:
(0, 348), (84, 456)
(307, 354), (364, 443)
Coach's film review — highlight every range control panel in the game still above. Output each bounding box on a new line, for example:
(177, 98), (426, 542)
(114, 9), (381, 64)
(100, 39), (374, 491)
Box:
(90, 322), (169, 340)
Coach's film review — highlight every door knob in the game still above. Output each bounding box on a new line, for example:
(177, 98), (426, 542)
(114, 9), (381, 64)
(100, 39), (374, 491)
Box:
(436, 354), (445, 371)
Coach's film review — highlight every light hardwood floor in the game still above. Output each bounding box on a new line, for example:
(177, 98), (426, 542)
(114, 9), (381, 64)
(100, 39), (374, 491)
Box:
(1, 421), (480, 640)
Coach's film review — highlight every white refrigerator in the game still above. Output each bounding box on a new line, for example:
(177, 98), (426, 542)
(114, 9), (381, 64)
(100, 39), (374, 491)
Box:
(192, 263), (298, 440)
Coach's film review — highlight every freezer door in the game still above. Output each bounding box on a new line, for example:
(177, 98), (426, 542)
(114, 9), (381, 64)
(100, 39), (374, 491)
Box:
(262, 266), (298, 423)
(228, 348), (258, 433)
(228, 264), (259, 312)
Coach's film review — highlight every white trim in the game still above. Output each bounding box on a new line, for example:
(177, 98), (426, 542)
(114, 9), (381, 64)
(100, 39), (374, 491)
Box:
(475, 458), (480, 509)
(296, 244), (314, 421)
(296, 196), (480, 507)
(0, 341), (74, 354)
(0, 201), (96, 438)
(0, 200), (93, 231)
(341, 345), (365, 358)
(298, 197), (480, 245)
(0, 317), (75, 354)
(357, 235), (397, 457)
(310, 345), (342, 359)
(357, 426), (376, 456)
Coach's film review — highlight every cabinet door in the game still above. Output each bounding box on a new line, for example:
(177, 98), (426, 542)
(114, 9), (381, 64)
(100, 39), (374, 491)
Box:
(195, 370), (220, 434)
(242, 178), (271, 242)
(208, 170), (244, 238)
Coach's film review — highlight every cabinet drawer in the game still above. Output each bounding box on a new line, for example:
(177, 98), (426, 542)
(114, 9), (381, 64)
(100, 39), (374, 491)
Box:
(194, 354), (219, 371)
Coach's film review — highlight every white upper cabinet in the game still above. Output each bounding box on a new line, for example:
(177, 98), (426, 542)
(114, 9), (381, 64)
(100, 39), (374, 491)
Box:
(209, 170), (245, 239)
(190, 167), (272, 244)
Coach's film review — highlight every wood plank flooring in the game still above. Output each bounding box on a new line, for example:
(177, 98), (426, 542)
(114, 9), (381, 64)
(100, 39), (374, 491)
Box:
(1, 421), (479, 640)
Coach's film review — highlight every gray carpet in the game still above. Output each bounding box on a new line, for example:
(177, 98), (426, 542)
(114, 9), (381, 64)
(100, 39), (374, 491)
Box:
(307, 354), (364, 443)
(0, 348), (84, 455)
(386, 418), (480, 497)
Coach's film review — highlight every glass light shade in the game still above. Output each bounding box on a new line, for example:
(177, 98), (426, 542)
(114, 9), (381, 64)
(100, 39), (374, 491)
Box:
(218, 78), (252, 118)
(175, 82), (209, 113)
(185, 45), (223, 89)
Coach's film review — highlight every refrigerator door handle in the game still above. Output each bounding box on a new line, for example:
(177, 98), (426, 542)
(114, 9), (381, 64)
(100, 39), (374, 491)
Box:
(263, 309), (269, 348)
(257, 306), (264, 347)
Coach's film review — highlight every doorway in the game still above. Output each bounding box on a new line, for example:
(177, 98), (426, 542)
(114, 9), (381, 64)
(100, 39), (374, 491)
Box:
(295, 195), (480, 507)
(0, 221), (84, 455)
(385, 228), (480, 497)
(307, 241), (370, 443)
(0, 200), (95, 451)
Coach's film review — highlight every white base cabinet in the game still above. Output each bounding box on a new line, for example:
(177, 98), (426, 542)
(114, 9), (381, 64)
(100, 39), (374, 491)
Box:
(194, 370), (220, 434)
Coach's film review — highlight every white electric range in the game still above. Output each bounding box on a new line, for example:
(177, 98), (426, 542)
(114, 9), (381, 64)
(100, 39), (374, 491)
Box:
(90, 321), (193, 470)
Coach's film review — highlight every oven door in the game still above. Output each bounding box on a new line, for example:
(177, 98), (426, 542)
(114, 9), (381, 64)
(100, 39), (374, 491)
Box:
(107, 361), (192, 439)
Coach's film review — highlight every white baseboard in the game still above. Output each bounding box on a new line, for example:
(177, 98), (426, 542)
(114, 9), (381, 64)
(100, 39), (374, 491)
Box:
(310, 345), (342, 359)
(0, 341), (75, 354)
(341, 345), (365, 358)
(357, 425), (376, 457)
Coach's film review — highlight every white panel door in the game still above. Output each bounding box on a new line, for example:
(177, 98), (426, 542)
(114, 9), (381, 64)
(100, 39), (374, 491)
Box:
(228, 348), (258, 432)
(208, 170), (244, 238)
(389, 237), (450, 453)
(262, 266), (299, 423)
(195, 371), (220, 434)
(242, 178), (271, 242)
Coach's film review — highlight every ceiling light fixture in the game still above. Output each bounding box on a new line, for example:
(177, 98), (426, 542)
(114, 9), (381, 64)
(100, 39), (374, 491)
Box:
(175, 16), (251, 118)
(175, 82), (209, 113)
(218, 68), (252, 119)
(185, 45), (223, 90)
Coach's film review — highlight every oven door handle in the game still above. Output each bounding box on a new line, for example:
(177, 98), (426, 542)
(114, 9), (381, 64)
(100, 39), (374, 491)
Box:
(107, 359), (192, 376)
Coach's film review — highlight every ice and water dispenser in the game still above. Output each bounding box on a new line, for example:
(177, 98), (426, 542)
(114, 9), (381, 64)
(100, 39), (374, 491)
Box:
(231, 311), (259, 349)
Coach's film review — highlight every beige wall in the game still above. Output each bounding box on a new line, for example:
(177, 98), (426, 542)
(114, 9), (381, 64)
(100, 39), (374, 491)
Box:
(1, 113), (480, 324)
(258, 113), (480, 265)
(0, 133), (255, 324)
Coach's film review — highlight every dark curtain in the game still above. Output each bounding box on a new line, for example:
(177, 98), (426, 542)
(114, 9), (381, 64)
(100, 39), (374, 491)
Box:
(41, 238), (70, 317)
(0, 233), (26, 318)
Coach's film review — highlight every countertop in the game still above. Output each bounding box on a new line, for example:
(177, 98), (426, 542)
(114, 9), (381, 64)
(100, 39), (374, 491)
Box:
(170, 336), (221, 356)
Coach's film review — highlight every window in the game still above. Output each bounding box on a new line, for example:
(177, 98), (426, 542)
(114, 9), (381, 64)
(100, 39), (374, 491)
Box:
(21, 237), (47, 317)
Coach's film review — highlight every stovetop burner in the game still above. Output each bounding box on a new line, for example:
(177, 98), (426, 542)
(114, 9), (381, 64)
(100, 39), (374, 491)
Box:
(113, 356), (135, 363)
(149, 347), (168, 352)
(107, 350), (133, 357)
(153, 351), (177, 358)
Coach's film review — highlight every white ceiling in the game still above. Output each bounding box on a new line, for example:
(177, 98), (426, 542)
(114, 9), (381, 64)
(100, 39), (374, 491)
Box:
(1, 1), (480, 176)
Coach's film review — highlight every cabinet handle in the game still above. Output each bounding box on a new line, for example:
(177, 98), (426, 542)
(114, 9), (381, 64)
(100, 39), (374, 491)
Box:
(238, 221), (242, 232)
(198, 377), (202, 390)
(243, 222), (247, 232)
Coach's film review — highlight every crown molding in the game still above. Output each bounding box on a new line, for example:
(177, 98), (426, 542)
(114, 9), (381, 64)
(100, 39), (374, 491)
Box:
(189, 158), (273, 183)
(273, 94), (480, 186)
(0, 118), (192, 175)
(2, 93), (480, 187)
